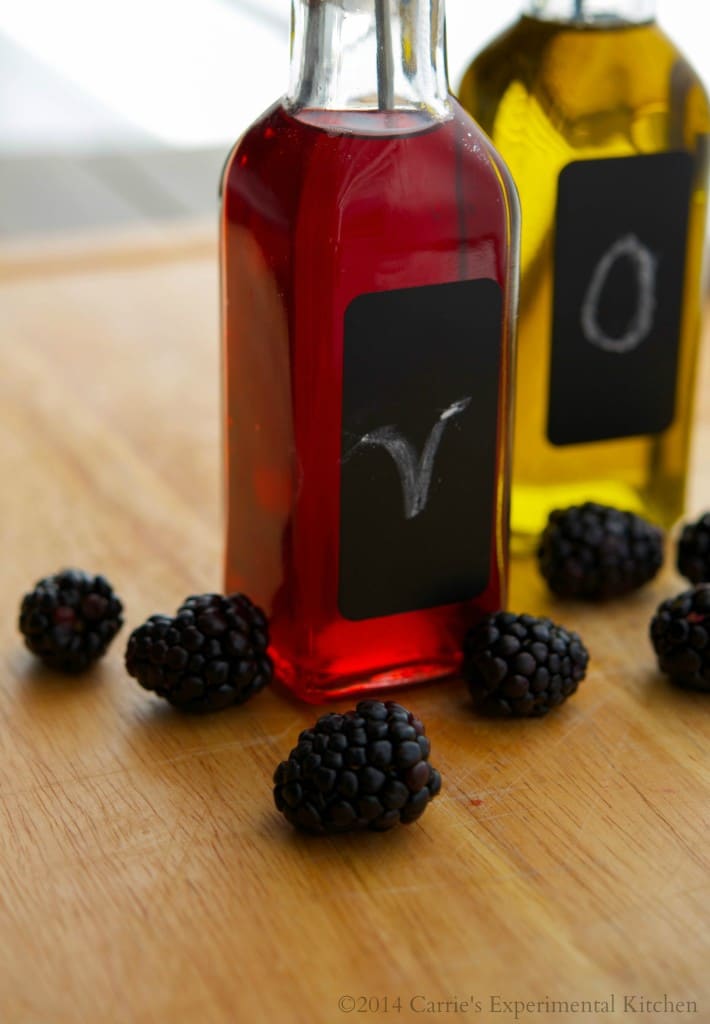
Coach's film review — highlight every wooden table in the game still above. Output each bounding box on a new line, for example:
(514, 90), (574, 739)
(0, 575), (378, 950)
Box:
(1, 227), (708, 1024)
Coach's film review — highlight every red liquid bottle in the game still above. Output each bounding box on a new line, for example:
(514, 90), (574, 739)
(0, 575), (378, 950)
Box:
(222, 0), (520, 702)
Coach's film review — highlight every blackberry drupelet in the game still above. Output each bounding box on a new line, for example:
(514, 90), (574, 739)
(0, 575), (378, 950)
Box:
(19, 569), (123, 671)
(677, 513), (710, 584)
(538, 502), (663, 600)
(650, 585), (710, 692)
(463, 612), (589, 717)
(125, 592), (272, 711)
(273, 700), (442, 834)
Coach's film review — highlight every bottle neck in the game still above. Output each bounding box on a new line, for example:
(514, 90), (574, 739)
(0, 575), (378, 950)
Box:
(526, 0), (655, 23)
(287, 0), (450, 120)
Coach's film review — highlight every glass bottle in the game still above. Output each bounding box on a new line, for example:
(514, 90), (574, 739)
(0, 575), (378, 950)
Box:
(458, 0), (709, 546)
(221, 0), (519, 702)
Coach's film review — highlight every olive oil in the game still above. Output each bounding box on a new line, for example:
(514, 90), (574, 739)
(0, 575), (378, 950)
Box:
(458, 4), (709, 547)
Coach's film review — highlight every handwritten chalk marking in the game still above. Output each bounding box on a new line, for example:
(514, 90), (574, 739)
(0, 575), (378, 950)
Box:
(347, 397), (472, 520)
(580, 234), (657, 354)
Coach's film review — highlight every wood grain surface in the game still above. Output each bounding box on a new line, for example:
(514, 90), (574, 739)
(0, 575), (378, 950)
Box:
(1, 228), (708, 1024)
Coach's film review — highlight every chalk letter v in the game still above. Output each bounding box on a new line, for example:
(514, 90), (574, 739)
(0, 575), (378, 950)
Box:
(348, 397), (472, 520)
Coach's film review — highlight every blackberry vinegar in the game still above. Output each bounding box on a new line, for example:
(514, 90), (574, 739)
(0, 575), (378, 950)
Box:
(222, 0), (520, 700)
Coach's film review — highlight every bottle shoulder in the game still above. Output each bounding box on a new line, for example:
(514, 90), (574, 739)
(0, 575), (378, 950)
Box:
(221, 100), (518, 261)
(224, 100), (516, 195)
(461, 17), (708, 106)
(458, 17), (710, 145)
(221, 100), (284, 180)
(448, 100), (520, 212)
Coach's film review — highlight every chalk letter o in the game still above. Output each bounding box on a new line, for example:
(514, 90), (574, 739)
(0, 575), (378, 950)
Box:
(580, 234), (657, 354)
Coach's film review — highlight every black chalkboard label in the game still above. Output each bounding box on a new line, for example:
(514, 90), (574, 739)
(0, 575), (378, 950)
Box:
(339, 278), (502, 621)
(548, 152), (693, 446)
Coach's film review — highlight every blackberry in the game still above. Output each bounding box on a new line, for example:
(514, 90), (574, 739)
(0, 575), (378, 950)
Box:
(677, 513), (710, 584)
(19, 569), (123, 672)
(273, 700), (442, 834)
(125, 592), (272, 711)
(538, 502), (664, 600)
(463, 612), (589, 717)
(650, 585), (710, 692)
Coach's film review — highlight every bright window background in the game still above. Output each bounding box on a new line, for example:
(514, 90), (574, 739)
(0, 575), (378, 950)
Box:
(0, 0), (708, 151)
